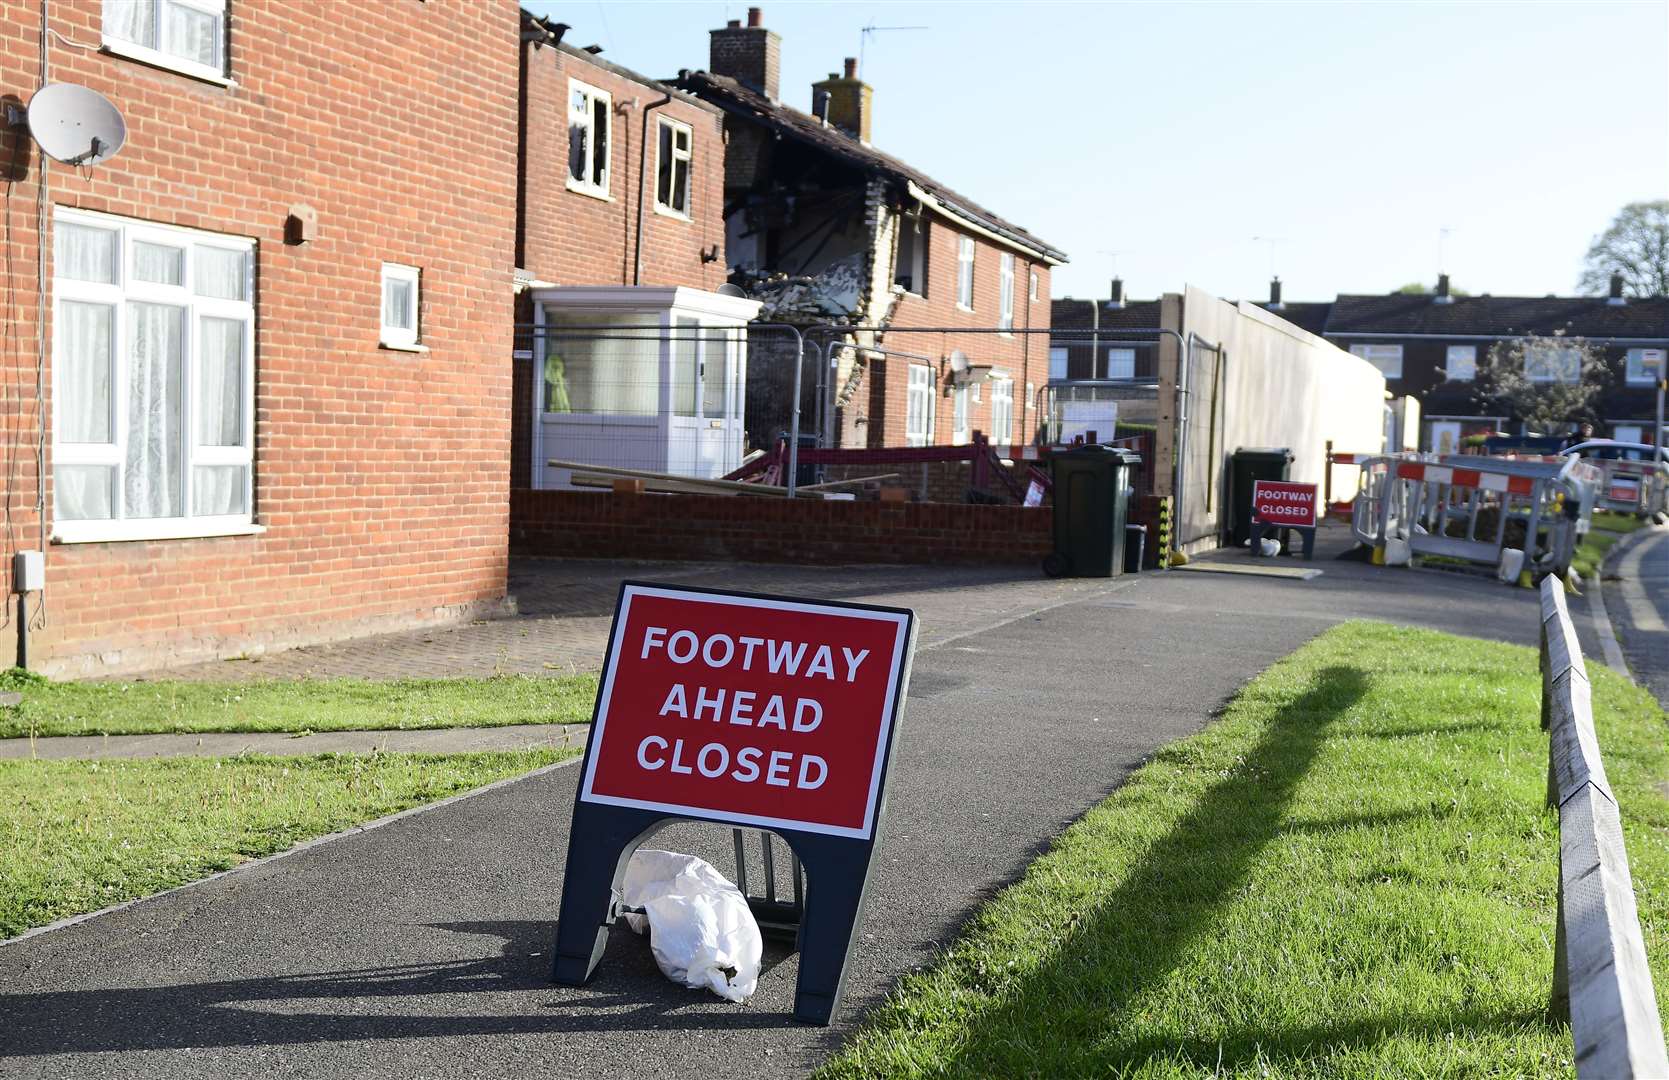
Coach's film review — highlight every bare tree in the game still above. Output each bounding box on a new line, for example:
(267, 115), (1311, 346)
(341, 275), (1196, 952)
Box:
(1474, 334), (1612, 435)
(1579, 201), (1669, 297)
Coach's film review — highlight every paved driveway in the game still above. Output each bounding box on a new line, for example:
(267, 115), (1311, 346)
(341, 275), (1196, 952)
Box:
(0, 535), (1584, 1079)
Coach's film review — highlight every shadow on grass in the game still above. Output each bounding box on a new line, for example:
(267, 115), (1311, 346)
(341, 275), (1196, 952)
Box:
(926, 663), (1553, 1075)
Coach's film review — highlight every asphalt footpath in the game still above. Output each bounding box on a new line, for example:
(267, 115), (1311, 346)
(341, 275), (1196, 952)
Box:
(1606, 525), (1669, 709)
(0, 545), (1586, 1079)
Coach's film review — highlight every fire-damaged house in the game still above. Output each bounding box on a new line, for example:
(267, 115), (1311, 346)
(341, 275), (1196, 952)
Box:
(671, 9), (1068, 452)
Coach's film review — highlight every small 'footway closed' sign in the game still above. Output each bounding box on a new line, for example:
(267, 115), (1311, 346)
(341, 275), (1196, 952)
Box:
(1251, 479), (1319, 528)
(580, 584), (912, 838)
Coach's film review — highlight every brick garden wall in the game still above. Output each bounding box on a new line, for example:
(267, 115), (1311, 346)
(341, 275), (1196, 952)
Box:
(510, 490), (1053, 565)
(0, 0), (521, 675)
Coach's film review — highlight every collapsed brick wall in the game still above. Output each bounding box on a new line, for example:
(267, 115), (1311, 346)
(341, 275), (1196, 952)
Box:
(510, 490), (1053, 565)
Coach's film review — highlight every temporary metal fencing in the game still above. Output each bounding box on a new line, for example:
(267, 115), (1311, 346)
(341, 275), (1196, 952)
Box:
(1349, 452), (1599, 578)
(1587, 455), (1668, 517)
(513, 321), (811, 493)
(512, 319), (1214, 506)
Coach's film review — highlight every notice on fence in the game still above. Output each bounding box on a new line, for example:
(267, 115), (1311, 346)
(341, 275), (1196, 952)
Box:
(1251, 479), (1319, 528)
(578, 584), (914, 839)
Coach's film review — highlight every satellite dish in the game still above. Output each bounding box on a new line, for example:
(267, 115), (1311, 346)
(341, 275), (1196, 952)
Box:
(715, 283), (749, 298)
(27, 83), (126, 166)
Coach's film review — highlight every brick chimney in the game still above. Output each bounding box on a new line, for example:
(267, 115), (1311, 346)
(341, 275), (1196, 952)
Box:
(1608, 271), (1626, 306)
(811, 57), (872, 143)
(710, 7), (780, 102)
(1268, 276), (1283, 310)
(1434, 273), (1453, 305)
(1107, 278), (1124, 309)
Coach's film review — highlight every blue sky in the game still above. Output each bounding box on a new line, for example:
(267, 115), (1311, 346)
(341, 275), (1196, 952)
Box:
(524, 1), (1669, 304)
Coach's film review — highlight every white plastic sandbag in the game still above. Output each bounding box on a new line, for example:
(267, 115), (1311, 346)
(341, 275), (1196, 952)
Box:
(621, 849), (762, 1003)
(1498, 547), (1525, 583)
(1257, 537), (1281, 557)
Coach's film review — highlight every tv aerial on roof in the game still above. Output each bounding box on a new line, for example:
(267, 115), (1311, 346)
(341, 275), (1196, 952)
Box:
(14, 83), (127, 166)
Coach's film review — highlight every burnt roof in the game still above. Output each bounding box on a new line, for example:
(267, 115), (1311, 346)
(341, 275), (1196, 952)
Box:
(521, 11), (721, 115)
(673, 70), (1067, 265)
(1326, 293), (1669, 339)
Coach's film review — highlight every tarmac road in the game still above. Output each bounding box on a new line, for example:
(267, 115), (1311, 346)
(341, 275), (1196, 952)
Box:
(0, 543), (1577, 1079)
(1607, 526), (1669, 709)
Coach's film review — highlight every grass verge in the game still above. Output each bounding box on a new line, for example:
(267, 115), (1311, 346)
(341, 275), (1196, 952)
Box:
(821, 621), (1669, 1079)
(1591, 510), (1650, 536)
(0, 748), (574, 938)
(1571, 529), (1622, 581)
(0, 670), (598, 739)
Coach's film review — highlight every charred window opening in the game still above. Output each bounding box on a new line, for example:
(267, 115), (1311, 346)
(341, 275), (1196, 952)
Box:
(568, 80), (611, 197)
(895, 212), (928, 296)
(656, 117), (693, 217)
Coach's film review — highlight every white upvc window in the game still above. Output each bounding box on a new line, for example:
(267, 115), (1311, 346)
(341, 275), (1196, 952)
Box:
(654, 116), (693, 218)
(1029, 270), (1039, 302)
(1350, 343), (1403, 379)
(951, 385), (969, 446)
(1614, 423), (1644, 445)
(1444, 344), (1476, 381)
(991, 375), (1014, 444)
(956, 236), (975, 310)
(1626, 348), (1665, 386)
(52, 208), (256, 543)
(905, 363), (935, 447)
(1523, 340), (1580, 383)
(1105, 347), (1136, 379)
(998, 253), (1014, 331)
(1048, 346), (1068, 381)
(103, 0), (229, 84)
(567, 79), (612, 199)
(380, 263), (421, 349)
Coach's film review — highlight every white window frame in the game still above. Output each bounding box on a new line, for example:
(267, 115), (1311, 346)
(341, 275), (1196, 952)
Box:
(956, 236), (975, 311)
(905, 363), (935, 447)
(1626, 348), (1665, 386)
(1350, 343), (1403, 379)
(653, 115), (693, 219)
(1048, 346), (1068, 381)
(998, 253), (1014, 331)
(1523, 340), (1580, 384)
(52, 207), (257, 544)
(379, 263), (421, 350)
(567, 79), (612, 200)
(991, 375), (1014, 445)
(1613, 423), (1644, 445)
(1105, 347), (1136, 380)
(951, 384), (969, 446)
(1029, 270), (1039, 302)
(101, 0), (231, 86)
(1444, 344), (1476, 382)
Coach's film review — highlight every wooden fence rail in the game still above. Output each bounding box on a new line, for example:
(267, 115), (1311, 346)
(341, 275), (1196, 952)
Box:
(1539, 575), (1669, 1077)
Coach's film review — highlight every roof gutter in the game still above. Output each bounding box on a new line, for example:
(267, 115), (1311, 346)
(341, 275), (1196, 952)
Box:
(905, 182), (1065, 267)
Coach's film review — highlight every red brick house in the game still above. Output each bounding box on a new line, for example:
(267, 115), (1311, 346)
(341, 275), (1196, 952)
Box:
(672, 9), (1067, 452)
(0, 0), (521, 675)
(513, 13), (761, 490)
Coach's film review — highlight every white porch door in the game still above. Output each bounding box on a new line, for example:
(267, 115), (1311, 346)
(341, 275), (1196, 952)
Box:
(667, 319), (742, 479)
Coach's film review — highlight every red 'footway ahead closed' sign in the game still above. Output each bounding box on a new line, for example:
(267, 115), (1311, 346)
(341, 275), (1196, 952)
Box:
(1251, 479), (1319, 528)
(579, 584), (914, 840)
